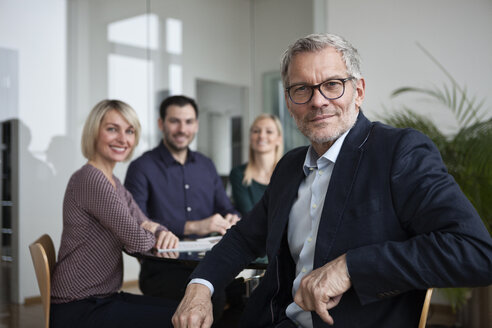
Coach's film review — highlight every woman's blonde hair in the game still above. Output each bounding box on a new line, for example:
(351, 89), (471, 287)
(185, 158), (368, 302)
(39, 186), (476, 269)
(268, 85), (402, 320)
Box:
(243, 114), (284, 185)
(81, 99), (141, 161)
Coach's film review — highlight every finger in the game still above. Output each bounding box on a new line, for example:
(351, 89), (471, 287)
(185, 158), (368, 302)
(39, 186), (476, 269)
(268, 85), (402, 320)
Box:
(214, 213), (225, 220)
(293, 291), (308, 311)
(156, 232), (166, 249)
(188, 312), (207, 328)
(314, 299), (334, 325)
(295, 277), (316, 310)
(319, 311), (334, 326)
(227, 214), (239, 222)
(170, 236), (179, 249)
(171, 313), (183, 328)
(155, 232), (165, 249)
(163, 233), (176, 250)
(216, 220), (231, 232)
(202, 315), (213, 328)
(213, 222), (228, 235)
(326, 294), (343, 310)
(160, 235), (170, 250)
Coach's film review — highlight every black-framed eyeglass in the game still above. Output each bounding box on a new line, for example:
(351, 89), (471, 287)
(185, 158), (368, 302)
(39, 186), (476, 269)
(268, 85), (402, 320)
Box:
(286, 77), (355, 105)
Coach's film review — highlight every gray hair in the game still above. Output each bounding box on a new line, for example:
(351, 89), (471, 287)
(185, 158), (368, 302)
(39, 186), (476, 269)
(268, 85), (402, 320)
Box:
(280, 33), (362, 87)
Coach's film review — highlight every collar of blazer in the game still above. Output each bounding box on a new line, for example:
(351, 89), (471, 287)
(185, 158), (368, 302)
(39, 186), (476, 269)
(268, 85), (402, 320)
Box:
(267, 111), (375, 262)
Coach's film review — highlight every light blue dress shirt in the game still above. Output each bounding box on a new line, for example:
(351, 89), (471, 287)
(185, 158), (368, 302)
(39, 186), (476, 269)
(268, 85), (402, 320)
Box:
(190, 129), (350, 327)
(285, 129), (350, 327)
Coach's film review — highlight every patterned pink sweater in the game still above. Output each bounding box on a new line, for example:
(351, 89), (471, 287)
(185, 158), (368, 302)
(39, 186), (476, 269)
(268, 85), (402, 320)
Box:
(51, 164), (162, 303)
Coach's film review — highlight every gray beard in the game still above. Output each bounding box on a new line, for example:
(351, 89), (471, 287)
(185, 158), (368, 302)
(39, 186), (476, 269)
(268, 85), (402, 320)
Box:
(298, 98), (359, 145)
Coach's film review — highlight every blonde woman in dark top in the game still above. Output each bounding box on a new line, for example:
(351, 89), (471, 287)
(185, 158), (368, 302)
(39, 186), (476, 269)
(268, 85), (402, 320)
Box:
(230, 114), (283, 216)
(50, 100), (178, 328)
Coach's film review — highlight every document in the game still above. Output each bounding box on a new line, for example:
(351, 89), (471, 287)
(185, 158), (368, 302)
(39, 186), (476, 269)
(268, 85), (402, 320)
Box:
(157, 236), (222, 253)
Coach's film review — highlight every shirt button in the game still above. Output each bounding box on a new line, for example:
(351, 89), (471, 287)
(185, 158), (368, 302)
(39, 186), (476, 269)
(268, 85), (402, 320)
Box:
(312, 204), (317, 209)
(301, 267), (307, 273)
(309, 167), (314, 171)
(186, 207), (192, 212)
(319, 170), (323, 175)
(307, 237), (312, 242)
(184, 184), (190, 189)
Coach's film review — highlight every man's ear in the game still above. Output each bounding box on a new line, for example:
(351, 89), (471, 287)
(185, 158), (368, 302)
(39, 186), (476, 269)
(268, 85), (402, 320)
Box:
(284, 92), (293, 117)
(355, 78), (366, 108)
(158, 118), (164, 131)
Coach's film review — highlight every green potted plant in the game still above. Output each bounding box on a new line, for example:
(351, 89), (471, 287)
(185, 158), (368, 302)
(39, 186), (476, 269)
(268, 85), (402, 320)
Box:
(381, 44), (492, 315)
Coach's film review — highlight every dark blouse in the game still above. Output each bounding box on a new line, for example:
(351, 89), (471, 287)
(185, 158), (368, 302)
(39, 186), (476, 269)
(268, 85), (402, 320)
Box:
(229, 163), (268, 217)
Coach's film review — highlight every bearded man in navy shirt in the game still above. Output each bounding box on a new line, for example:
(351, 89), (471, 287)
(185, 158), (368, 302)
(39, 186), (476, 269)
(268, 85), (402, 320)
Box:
(125, 95), (240, 302)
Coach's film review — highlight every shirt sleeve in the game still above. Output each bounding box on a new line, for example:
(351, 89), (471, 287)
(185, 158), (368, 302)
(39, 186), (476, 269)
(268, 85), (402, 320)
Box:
(208, 160), (239, 217)
(124, 160), (150, 217)
(188, 278), (215, 295)
(229, 166), (254, 216)
(77, 168), (156, 254)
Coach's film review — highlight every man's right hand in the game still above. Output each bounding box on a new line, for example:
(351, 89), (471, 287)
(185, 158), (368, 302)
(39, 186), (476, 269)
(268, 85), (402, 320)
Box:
(172, 283), (213, 328)
(184, 213), (239, 236)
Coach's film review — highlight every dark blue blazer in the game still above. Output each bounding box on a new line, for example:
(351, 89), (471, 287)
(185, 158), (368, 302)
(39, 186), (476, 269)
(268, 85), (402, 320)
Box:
(191, 112), (492, 327)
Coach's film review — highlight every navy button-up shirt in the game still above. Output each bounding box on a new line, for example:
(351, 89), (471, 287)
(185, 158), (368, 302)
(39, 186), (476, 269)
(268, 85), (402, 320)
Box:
(124, 142), (237, 238)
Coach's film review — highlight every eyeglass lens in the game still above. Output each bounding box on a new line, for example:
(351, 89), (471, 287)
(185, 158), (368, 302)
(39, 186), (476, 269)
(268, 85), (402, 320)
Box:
(289, 80), (345, 104)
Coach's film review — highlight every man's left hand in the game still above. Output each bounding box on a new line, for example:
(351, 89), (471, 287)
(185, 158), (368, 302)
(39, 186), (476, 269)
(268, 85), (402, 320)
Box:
(294, 253), (351, 325)
(224, 213), (240, 226)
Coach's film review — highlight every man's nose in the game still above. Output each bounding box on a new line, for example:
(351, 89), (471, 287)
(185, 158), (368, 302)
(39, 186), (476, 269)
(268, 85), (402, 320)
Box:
(310, 87), (329, 108)
(177, 123), (186, 133)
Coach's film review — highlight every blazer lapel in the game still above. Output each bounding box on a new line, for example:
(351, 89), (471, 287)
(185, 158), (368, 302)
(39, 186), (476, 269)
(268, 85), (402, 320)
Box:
(313, 112), (373, 267)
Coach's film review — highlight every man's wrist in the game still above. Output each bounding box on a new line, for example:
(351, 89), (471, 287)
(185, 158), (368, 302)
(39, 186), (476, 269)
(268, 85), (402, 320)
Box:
(184, 221), (196, 235)
(188, 278), (214, 295)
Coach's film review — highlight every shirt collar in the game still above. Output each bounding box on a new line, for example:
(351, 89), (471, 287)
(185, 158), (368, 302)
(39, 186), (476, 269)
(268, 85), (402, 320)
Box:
(158, 141), (196, 166)
(302, 128), (351, 176)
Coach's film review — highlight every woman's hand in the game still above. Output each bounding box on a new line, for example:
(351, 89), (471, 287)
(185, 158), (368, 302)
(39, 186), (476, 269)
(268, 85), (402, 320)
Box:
(140, 220), (160, 234)
(155, 230), (179, 250)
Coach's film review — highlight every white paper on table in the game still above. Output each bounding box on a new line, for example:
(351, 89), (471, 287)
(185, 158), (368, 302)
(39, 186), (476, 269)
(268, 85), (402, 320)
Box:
(157, 236), (222, 253)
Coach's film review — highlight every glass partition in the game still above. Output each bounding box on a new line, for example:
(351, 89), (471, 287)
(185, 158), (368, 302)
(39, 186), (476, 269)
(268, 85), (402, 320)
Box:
(68, 0), (314, 174)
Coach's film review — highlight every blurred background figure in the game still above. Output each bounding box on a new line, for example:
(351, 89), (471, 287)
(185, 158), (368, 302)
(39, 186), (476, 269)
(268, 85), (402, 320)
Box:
(50, 99), (178, 328)
(230, 114), (283, 217)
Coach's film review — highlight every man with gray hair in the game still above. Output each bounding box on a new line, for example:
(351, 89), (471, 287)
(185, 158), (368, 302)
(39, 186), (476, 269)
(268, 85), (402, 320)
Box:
(172, 33), (492, 327)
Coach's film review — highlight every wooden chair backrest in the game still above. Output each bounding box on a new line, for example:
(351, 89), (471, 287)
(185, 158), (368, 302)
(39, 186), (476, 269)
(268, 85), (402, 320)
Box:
(418, 288), (434, 328)
(29, 234), (56, 328)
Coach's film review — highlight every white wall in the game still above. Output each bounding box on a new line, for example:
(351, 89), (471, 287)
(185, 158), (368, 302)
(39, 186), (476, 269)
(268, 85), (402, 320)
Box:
(325, 0), (492, 129)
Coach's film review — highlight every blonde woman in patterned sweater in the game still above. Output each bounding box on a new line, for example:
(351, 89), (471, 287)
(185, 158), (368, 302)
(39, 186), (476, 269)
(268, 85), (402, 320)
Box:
(50, 100), (178, 327)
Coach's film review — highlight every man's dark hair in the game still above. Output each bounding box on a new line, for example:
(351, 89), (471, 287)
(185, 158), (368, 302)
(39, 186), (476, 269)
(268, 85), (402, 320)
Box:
(159, 95), (199, 120)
